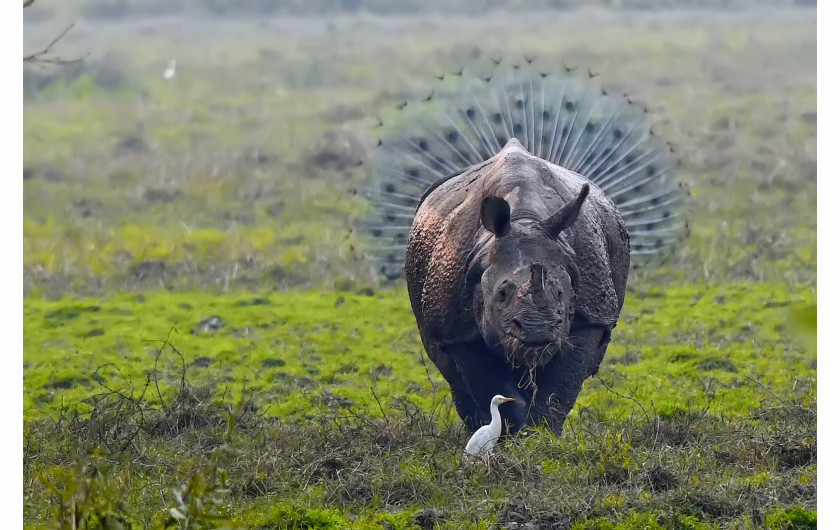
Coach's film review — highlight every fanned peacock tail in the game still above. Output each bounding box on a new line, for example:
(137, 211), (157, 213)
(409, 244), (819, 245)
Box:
(362, 56), (689, 279)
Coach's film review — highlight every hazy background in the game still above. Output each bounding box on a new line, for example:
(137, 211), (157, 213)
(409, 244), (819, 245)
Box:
(23, 0), (816, 298)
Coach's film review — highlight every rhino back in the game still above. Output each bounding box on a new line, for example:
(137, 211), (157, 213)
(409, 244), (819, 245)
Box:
(406, 143), (629, 343)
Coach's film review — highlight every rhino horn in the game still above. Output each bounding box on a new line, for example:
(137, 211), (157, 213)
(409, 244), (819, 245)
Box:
(543, 183), (590, 239)
(530, 263), (546, 295)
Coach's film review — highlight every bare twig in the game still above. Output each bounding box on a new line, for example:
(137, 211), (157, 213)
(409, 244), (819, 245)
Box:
(145, 327), (187, 407)
(369, 386), (390, 425)
(24, 24), (84, 65)
(744, 375), (815, 435)
(23, 0), (86, 65)
(595, 375), (651, 425)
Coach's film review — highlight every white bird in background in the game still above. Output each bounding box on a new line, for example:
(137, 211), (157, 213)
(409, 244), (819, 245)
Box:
(163, 59), (177, 81)
(463, 395), (516, 457)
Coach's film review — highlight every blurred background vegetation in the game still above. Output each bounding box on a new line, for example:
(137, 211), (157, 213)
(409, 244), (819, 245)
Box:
(23, 1), (816, 298)
(22, 0), (818, 21)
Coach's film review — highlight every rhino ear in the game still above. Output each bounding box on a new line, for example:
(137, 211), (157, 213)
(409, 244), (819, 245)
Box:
(480, 196), (511, 237)
(543, 183), (590, 239)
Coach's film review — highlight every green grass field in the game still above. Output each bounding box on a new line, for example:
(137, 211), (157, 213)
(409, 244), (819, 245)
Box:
(23, 5), (816, 528)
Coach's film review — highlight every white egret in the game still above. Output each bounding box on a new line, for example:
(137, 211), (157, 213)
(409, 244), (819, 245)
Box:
(463, 395), (515, 457)
(163, 59), (177, 81)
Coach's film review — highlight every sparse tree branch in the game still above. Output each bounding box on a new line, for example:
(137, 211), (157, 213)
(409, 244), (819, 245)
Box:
(23, 23), (81, 64)
(23, 0), (86, 64)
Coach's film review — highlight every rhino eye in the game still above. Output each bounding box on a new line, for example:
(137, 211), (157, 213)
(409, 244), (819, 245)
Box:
(495, 282), (514, 304)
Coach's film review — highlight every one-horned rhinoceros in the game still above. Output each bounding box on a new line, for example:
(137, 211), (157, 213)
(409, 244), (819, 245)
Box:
(404, 139), (629, 434)
(362, 59), (686, 434)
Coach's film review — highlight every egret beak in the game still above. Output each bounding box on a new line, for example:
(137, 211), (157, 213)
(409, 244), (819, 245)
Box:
(502, 397), (515, 403)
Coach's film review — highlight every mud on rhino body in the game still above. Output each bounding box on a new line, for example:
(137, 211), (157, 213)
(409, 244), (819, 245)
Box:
(405, 139), (630, 434)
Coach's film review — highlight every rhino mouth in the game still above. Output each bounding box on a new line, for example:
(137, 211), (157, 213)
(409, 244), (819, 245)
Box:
(502, 336), (564, 368)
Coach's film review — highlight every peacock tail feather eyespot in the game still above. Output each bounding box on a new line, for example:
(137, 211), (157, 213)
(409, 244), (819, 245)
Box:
(357, 55), (688, 279)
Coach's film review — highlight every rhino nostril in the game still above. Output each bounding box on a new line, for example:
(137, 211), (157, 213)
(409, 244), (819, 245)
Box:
(512, 318), (524, 331)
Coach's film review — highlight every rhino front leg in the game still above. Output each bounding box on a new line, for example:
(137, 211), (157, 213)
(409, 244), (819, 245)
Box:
(529, 325), (611, 433)
(425, 346), (480, 431)
(444, 341), (530, 434)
